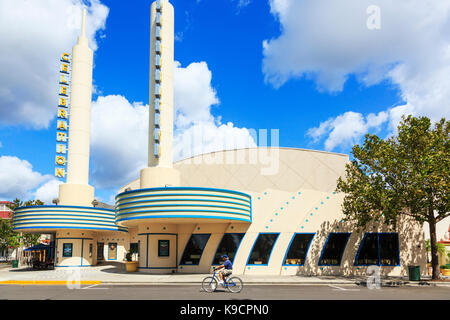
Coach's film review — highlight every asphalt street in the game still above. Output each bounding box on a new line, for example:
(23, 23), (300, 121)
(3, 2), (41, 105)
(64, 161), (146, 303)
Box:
(0, 284), (449, 300)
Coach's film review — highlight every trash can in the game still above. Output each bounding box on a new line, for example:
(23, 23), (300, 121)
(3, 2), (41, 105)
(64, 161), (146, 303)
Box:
(408, 265), (420, 281)
(12, 260), (19, 268)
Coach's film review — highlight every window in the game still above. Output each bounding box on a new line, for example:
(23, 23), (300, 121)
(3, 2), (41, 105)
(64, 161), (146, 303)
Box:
(154, 128), (160, 142)
(63, 243), (72, 257)
(108, 243), (117, 260)
(355, 233), (400, 266)
(130, 243), (139, 256)
(180, 234), (210, 265)
(154, 143), (160, 158)
(155, 54), (161, 68)
(318, 233), (351, 266)
(154, 98), (160, 112)
(155, 84), (161, 97)
(158, 240), (170, 257)
(155, 113), (160, 127)
(155, 26), (161, 39)
(354, 233), (378, 265)
(212, 233), (245, 265)
(156, 11), (161, 25)
(284, 233), (315, 265)
(155, 40), (161, 53)
(89, 243), (93, 258)
(247, 233), (279, 265)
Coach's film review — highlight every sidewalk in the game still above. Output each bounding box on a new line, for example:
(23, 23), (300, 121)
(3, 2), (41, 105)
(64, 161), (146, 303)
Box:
(0, 264), (449, 286)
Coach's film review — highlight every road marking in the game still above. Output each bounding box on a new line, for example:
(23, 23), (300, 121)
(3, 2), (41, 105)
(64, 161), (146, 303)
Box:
(81, 284), (108, 290)
(328, 285), (360, 291)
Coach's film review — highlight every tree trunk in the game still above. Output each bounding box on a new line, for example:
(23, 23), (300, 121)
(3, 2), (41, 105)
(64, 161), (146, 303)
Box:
(428, 209), (440, 280)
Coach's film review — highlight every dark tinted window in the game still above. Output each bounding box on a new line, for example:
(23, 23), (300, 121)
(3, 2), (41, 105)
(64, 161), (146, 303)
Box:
(355, 233), (379, 265)
(213, 233), (245, 265)
(319, 233), (351, 266)
(180, 234), (210, 265)
(355, 233), (400, 266)
(284, 233), (315, 265)
(379, 233), (399, 266)
(247, 233), (279, 265)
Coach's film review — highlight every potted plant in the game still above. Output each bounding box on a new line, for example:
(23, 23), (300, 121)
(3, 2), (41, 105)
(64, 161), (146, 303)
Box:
(425, 239), (446, 275)
(125, 249), (138, 272)
(441, 265), (450, 277)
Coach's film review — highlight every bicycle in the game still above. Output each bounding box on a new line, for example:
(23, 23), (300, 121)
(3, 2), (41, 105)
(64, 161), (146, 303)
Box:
(202, 267), (243, 293)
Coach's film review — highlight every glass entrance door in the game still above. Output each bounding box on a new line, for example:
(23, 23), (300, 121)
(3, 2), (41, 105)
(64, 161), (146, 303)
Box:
(97, 242), (104, 261)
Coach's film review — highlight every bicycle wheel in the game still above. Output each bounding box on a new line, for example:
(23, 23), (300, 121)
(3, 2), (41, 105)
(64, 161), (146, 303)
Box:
(226, 277), (243, 293)
(202, 276), (218, 293)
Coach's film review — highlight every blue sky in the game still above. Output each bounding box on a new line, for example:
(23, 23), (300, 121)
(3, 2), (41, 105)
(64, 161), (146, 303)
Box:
(0, 0), (449, 204)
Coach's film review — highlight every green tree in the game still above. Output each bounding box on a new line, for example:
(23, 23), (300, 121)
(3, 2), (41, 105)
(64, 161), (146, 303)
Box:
(3, 199), (43, 263)
(425, 239), (446, 264)
(336, 116), (449, 279)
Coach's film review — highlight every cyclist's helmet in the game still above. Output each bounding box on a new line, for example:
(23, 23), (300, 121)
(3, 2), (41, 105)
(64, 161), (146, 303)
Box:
(221, 255), (228, 259)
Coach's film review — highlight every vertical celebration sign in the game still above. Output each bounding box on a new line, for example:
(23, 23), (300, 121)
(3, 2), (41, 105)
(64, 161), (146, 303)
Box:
(55, 53), (71, 180)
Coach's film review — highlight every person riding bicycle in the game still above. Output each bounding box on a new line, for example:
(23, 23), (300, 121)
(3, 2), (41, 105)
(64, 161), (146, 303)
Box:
(215, 254), (232, 285)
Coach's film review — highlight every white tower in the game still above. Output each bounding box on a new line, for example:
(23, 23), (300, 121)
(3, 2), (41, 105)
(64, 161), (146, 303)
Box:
(59, 9), (95, 206)
(140, 0), (180, 188)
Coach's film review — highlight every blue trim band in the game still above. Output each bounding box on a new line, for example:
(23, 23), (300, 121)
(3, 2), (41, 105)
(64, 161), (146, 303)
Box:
(116, 187), (251, 200)
(117, 193), (251, 204)
(116, 215), (251, 223)
(13, 226), (128, 232)
(15, 205), (114, 213)
(116, 208), (251, 218)
(117, 203), (251, 213)
(117, 198), (251, 209)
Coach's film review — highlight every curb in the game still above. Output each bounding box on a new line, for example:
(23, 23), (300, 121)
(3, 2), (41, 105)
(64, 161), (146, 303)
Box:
(0, 280), (101, 286)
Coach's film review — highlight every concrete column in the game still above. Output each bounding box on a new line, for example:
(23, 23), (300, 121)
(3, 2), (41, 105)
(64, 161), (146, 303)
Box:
(59, 9), (95, 206)
(141, 0), (180, 188)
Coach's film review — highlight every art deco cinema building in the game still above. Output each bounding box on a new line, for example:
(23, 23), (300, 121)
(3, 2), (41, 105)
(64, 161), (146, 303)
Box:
(13, 0), (427, 276)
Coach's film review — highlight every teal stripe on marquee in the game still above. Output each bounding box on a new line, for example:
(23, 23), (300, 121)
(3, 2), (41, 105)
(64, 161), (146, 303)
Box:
(116, 198), (251, 209)
(116, 203), (251, 213)
(116, 187), (251, 200)
(116, 193), (251, 204)
(13, 205), (127, 232)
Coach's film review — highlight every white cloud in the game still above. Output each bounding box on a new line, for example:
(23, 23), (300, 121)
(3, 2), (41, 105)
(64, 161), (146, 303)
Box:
(0, 156), (50, 200)
(34, 179), (63, 205)
(173, 61), (256, 160)
(174, 121), (257, 161)
(264, 0), (450, 149)
(0, 0), (109, 129)
(174, 61), (219, 128)
(307, 111), (388, 151)
(89, 62), (256, 189)
(90, 95), (148, 189)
